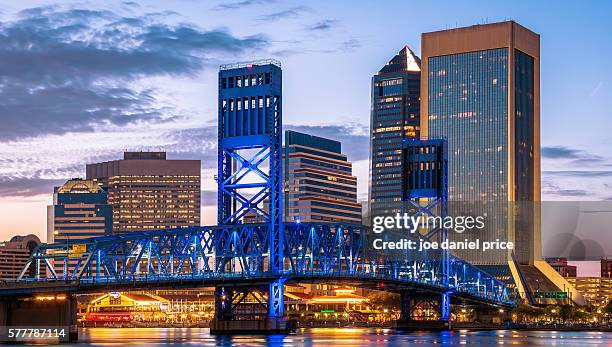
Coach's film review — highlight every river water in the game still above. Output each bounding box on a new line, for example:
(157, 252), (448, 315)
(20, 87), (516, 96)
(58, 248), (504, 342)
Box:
(20, 328), (612, 346)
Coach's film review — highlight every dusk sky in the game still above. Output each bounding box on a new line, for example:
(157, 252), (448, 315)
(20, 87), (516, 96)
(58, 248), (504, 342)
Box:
(1, 0), (611, 255)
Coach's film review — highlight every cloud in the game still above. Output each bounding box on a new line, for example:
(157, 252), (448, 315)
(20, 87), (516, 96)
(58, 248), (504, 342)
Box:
(542, 171), (612, 201)
(541, 146), (600, 160)
(0, 124), (220, 199)
(0, 177), (66, 197)
(307, 19), (339, 31)
(341, 39), (361, 50)
(541, 146), (606, 167)
(0, 6), (268, 141)
(284, 122), (369, 162)
(257, 6), (309, 21)
(543, 170), (612, 178)
(212, 0), (274, 11)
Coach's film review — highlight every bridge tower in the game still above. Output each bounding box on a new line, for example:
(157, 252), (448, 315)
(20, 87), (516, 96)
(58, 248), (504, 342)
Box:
(398, 138), (451, 327)
(214, 59), (285, 331)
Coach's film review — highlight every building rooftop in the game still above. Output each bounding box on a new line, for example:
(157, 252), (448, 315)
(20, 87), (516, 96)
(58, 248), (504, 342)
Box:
(123, 152), (166, 160)
(285, 130), (341, 153)
(422, 20), (539, 38)
(220, 59), (281, 70)
(378, 46), (421, 74)
(56, 179), (104, 194)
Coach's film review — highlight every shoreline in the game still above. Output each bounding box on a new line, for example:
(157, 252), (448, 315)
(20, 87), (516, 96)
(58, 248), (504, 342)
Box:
(79, 324), (612, 333)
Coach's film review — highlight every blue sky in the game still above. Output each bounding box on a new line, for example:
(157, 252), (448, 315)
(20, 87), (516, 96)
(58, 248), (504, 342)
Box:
(0, 0), (611, 254)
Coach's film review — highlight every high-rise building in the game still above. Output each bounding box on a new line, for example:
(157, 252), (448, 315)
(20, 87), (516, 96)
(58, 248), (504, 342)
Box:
(417, 21), (588, 305)
(86, 152), (200, 233)
(47, 179), (112, 244)
(369, 46), (421, 219)
(0, 234), (41, 280)
(421, 21), (540, 265)
(47, 179), (112, 243)
(47, 179), (112, 276)
(284, 130), (361, 224)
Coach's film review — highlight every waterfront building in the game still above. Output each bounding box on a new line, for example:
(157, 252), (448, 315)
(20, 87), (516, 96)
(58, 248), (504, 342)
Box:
(0, 234), (41, 280)
(84, 290), (215, 325)
(86, 152), (200, 233)
(566, 277), (612, 307)
(284, 130), (361, 224)
(369, 46), (421, 219)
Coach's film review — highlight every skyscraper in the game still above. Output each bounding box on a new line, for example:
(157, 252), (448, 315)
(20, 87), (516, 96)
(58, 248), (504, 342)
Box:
(86, 152), (200, 233)
(419, 21), (585, 304)
(369, 46), (421, 220)
(421, 20), (540, 265)
(47, 179), (112, 244)
(284, 130), (361, 224)
(47, 179), (112, 276)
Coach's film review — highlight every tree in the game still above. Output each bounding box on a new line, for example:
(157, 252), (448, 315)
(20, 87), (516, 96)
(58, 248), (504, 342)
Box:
(367, 292), (400, 311)
(604, 300), (612, 318)
(511, 304), (544, 322)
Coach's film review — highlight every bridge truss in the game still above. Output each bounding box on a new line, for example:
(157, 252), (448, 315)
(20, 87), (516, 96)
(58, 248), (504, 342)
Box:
(17, 223), (515, 308)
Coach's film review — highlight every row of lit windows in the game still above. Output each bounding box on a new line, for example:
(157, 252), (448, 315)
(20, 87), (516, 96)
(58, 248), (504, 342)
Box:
(376, 78), (402, 87)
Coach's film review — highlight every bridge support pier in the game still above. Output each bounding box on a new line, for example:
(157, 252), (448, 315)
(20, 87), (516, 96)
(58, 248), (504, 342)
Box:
(0, 295), (78, 342)
(210, 283), (291, 334)
(394, 292), (451, 331)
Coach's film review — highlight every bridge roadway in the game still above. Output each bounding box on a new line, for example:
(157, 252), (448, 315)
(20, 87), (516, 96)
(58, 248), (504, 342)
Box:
(0, 270), (513, 309)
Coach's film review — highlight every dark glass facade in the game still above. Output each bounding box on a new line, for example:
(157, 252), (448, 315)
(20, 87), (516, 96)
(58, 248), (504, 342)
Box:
(514, 50), (535, 201)
(428, 48), (509, 201)
(369, 47), (421, 219)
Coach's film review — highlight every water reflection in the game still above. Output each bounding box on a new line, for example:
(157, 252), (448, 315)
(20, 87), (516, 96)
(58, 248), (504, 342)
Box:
(59, 328), (612, 346)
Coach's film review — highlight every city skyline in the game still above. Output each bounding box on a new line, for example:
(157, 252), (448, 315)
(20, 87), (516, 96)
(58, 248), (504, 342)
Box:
(1, 0), (612, 249)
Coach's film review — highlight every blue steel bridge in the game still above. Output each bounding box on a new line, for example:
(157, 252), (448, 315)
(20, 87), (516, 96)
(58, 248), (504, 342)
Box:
(0, 60), (516, 338)
(5, 222), (516, 334)
(13, 223), (514, 308)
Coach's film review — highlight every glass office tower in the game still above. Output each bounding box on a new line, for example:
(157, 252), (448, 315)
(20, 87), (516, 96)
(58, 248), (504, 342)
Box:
(369, 46), (421, 220)
(421, 21), (540, 266)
